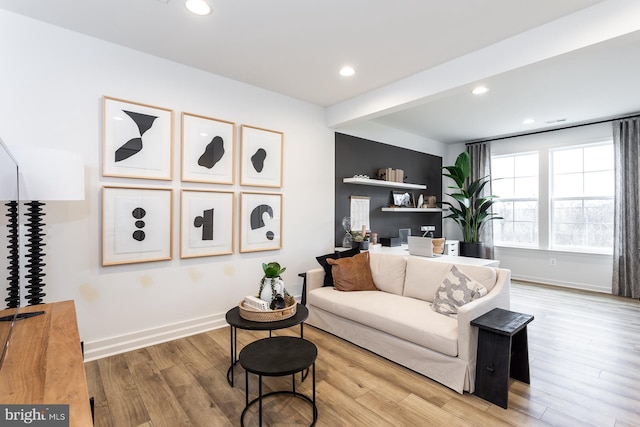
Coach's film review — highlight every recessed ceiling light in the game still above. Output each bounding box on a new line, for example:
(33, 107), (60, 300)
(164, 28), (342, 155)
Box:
(522, 118), (535, 125)
(471, 86), (489, 95)
(185, 0), (211, 16)
(339, 66), (355, 77)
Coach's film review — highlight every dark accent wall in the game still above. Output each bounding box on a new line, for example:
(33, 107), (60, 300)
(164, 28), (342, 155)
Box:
(335, 133), (442, 246)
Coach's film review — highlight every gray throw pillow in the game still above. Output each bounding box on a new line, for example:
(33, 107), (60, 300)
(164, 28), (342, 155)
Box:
(431, 265), (488, 317)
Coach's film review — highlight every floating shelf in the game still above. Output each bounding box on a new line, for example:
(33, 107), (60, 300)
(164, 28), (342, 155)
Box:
(343, 177), (426, 190)
(381, 207), (444, 212)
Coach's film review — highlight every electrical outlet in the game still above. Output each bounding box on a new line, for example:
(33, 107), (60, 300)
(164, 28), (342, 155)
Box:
(420, 225), (436, 232)
(550, 258), (557, 266)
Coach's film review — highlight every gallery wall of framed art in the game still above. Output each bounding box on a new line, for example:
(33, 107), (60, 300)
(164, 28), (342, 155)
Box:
(100, 95), (285, 265)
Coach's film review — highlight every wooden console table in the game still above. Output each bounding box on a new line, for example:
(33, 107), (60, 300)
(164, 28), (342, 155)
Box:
(0, 301), (93, 426)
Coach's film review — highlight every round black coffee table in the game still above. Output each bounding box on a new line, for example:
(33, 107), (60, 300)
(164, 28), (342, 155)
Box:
(225, 303), (309, 386)
(239, 336), (318, 427)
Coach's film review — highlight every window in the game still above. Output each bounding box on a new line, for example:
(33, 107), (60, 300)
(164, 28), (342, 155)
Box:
(491, 140), (614, 254)
(550, 144), (614, 251)
(491, 153), (539, 246)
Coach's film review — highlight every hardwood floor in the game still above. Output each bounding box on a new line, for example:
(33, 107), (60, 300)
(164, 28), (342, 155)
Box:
(85, 282), (640, 426)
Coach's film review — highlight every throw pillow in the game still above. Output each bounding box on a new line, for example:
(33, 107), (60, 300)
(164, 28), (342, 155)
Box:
(316, 252), (339, 286)
(327, 252), (377, 292)
(316, 247), (361, 287)
(431, 265), (488, 316)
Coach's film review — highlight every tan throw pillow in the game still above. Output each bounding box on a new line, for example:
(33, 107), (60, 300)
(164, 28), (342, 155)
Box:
(327, 252), (378, 292)
(431, 265), (488, 316)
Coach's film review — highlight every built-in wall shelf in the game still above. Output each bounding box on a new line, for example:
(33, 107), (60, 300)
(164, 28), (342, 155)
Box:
(381, 207), (444, 212)
(343, 177), (426, 190)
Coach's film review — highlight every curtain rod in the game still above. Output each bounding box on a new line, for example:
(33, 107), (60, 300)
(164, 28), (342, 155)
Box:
(466, 112), (640, 145)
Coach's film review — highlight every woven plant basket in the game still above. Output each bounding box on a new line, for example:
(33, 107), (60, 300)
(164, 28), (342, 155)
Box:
(238, 295), (297, 322)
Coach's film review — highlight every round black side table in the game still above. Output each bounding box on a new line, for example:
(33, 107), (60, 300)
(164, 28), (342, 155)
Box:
(225, 304), (309, 386)
(239, 336), (318, 427)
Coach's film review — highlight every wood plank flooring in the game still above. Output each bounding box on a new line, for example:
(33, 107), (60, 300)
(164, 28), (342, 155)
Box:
(85, 282), (640, 426)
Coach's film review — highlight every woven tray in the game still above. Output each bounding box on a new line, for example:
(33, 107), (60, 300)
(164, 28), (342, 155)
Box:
(238, 295), (297, 322)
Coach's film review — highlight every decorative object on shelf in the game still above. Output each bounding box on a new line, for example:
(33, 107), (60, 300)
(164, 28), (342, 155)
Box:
(10, 147), (85, 305)
(102, 186), (172, 266)
(240, 125), (283, 188)
(427, 196), (437, 208)
(257, 262), (288, 303)
(102, 96), (173, 180)
(180, 189), (234, 259)
(341, 216), (353, 248)
(441, 152), (502, 258)
(239, 192), (282, 252)
(391, 191), (415, 208)
(181, 112), (235, 184)
(352, 174), (369, 179)
(377, 167), (405, 183)
(417, 194), (424, 209)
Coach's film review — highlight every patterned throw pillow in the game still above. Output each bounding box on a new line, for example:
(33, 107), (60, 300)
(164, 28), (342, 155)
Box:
(431, 265), (488, 316)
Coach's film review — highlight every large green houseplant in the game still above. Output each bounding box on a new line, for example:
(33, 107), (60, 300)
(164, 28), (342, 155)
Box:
(441, 151), (502, 257)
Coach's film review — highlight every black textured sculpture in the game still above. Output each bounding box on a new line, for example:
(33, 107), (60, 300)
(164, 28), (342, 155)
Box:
(24, 201), (46, 305)
(5, 201), (19, 308)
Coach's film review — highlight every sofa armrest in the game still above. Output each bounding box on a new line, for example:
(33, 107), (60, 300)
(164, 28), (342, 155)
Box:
(456, 267), (511, 362)
(305, 267), (326, 300)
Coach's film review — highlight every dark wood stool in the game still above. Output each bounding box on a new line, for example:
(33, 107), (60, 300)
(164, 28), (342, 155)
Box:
(471, 308), (534, 408)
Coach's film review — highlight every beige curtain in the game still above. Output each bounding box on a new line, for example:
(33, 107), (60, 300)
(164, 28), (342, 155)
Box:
(612, 117), (640, 298)
(467, 142), (494, 259)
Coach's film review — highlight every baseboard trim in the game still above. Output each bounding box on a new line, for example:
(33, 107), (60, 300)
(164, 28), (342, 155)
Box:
(83, 312), (228, 362)
(511, 274), (610, 294)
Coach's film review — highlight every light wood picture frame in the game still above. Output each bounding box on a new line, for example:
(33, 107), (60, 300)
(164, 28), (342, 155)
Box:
(102, 186), (173, 266)
(180, 189), (234, 258)
(240, 125), (283, 188)
(181, 112), (235, 184)
(102, 96), (173, 180)
(240, 192), (282, 253)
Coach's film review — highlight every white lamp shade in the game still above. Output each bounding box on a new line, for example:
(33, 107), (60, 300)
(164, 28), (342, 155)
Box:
(10, 146), (85, 201)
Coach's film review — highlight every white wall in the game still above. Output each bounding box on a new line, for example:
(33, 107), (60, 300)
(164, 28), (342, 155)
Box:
(0, 10), (334, 360)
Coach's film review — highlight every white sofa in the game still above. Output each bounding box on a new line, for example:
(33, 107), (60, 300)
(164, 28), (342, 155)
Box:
(305, 252), (511, 393)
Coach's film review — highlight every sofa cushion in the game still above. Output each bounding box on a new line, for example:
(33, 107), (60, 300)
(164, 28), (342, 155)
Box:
(368, 253), (407, 296)
(327, 252), (377, 292)
(308, 287), (458, 356)
(431, 265), (488, 316)
(403, 257), (453, 302)
(403, 257), (497, 302)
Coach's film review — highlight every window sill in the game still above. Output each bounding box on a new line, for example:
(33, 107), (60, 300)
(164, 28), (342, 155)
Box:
(494, 245), (613, 258)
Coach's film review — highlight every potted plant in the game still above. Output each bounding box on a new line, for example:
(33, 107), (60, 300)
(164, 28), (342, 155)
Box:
(441, 151), (502, 258)
(257, 262), (289, 308)
(349, 231), (369, 250)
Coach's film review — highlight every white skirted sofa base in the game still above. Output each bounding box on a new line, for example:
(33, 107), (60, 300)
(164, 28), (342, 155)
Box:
(305, 253), (511, 393)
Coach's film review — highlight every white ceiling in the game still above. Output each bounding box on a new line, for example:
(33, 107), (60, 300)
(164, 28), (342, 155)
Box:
(1, 0), (639, 143)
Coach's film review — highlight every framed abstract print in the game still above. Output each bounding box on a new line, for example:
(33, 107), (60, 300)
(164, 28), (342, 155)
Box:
(102, 186), (173, 266)
(181, 113), (235, 184)
(240, 192), (282, 253)
(240, 125), (283, 188)
(180, 189), (234, 258)
(102, 96), (173, 180)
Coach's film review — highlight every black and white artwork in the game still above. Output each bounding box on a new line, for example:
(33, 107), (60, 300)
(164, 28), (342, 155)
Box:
(240, 125), (283, 188)
(180, 190), (234, 258)
(102, 186), (172, 266)
(240, 192), (282, 252)
(181, 113), (235, 184)
(103, 96), (173, 180)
